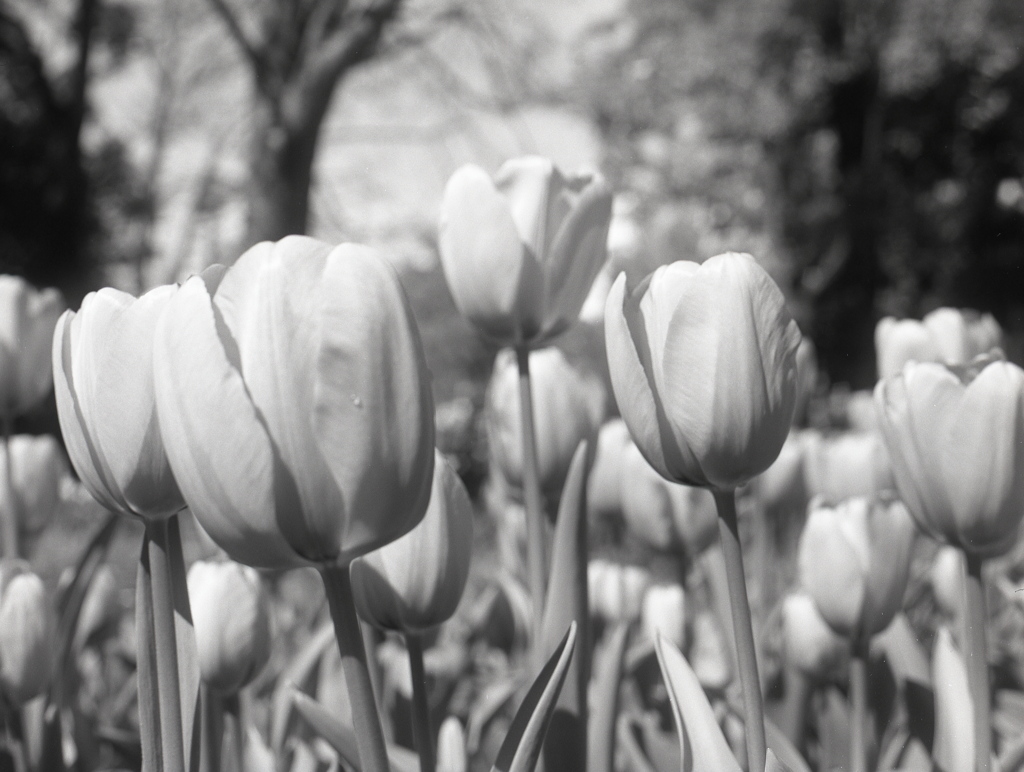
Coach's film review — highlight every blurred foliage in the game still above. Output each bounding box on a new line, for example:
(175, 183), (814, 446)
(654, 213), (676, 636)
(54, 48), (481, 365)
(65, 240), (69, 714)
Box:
(576, 0), (1024, 386)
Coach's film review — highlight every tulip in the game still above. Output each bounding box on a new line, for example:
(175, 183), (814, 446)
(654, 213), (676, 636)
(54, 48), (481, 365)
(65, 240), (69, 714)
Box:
(845, 390), (878, 433)
(781, 593), (848, 680)
(930, 546), (963, 619)
(641, 583), (686, 650)
(486, 346), (606, 507)
(438, 156), (613, 347)
(798, 496), (914, 644)
(875, 308), (1001, 380)
(0, 434), (68, 535)
(153, 236), (435, 772)
(801, 430), (894, 504)
(587, 418), (631, 521)
(620, 440), (718, 556)
(605, 252), (801, 490)
(0, 560), (53, 705)
(587, 559), (651, 624)
(52, 283), (187, 521)
(794, 337), (819, 426)
(187, 561), (271, 695)
(351, 451), (473, 633)
(605, 252), (800, 772)
(0, 276), (64, 417)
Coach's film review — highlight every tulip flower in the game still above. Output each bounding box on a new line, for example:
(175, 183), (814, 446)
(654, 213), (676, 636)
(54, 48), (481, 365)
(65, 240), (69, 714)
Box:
(0, 275), (64, 418)
(875, 355), (1024, 772)
(781, 593), (848, 681)
(187, 561), (271, 695)
(605, 252), (800, 772)
(587, 418), (631, 521)
(0, 434), (68, 535)
(875, 307), (1001, 380)
(930, 546), (964, 619)
(486, 346), (606, 507)
(351, 451), (473, 634)
(794, 337), (819, 426)
(620, 440), (718, 556)
(438, 156), (613, 347)
(153, 236), (434, 772)
(750, 430), (807, 517)
(801, 430), (894, 504)
(641, 583), (686, 650)
(587, 559), (651, 624)
(0, 560), (53, 705)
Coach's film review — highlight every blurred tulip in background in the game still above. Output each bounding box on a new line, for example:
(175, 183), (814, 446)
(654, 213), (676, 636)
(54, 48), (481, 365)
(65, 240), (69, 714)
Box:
(0, 275), (64, 418)
(875, 307), (1002, 380)
(0, 560), (53, 705)
(781, 593), (849, 680)
(930, 546), (964, 619)
(801, 430), (894, 504)
(588, 558), (651, 624)
(587, 418), (631, 521)
(641, 583), (686, 650)
(438, 156), (613, 347)
(0, 434), (68, 534)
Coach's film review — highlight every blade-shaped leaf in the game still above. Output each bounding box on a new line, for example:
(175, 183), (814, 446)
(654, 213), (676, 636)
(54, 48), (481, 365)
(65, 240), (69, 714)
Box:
(873, 614), (931, 687)
(765, 717), (811, 772)
(616, 715), (659, 772)
(270, 621), (335, 754)
(466, 677), (519, 754)
(492, 622), (578, 772)
(654, 632), (741, 772)
(291, 690), (418, 772)
(765, 748), (794, 772)
(540, 440), (591, 772)
(932, 627), (973, 772)
(588, 623), (630, 772)
(437, 716), (468, 772)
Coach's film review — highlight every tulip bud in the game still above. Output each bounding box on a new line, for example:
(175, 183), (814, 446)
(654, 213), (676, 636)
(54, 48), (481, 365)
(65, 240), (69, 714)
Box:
(73, 564), (121, 652)
(641, 583), (686, 650)
(875, 356), (1024, 558)
(52, 283), (187, 520)
(845, 390), (878, 433)
(587, 558), (651, 623)
(689, 610), (732, 690)
(794, 337), (819, 426)
(0, 560), (54, 704)
(930, 546), (964, 619)
(187, 560), (271, 694)
(620, 440), (718, 555)
(798, 497), (915, 643)
(781, 593), (848, 680)
(438, 156), (613, 347)
(587, 418), (631, 520)
(801, 430), (894, 504)
(605, 253), (801, 490)
(351, 451), (473, 633)
(0, 276), (64, 417)
(875, 308), (1002, 380)
(0, 434), (68, 534)
(487, 347), (606, 506)
(153, 237), (435, 568)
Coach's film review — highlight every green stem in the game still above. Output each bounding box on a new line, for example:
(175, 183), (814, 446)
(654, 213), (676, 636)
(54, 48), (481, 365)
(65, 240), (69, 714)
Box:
(2, 418), (19, 558)
(199, 685), (224, 772)
(779, 666), (810, 754)
(850, 645), (868, 772)
(406, 634), (435, 772)
(963, 552), (991, 772)
(713, 489), (766, 772)
(224, 693), (244, 772)
(516, 345), (548, 669)
(321, 565), (390, 772)
(147, 517), (186, 772)
(362, 620), (391, 742)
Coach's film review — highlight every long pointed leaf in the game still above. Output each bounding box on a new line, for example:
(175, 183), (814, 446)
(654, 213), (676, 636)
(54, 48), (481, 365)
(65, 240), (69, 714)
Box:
(617, 715), (659, 772)
(765, 748), (794, 772)
(765, 717), (811, 772)
(540, 440), (591, 772)
(492, 622), (578, 772)
(654, 632), (741, 772)
(932, 627), (973, 772)
(270, 621), (335, 754)
(588, 623), (630, 772)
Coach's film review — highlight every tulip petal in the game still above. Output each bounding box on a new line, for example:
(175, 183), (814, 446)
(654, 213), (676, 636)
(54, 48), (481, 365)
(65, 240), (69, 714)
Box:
(861, 500), (915, 637)
(16, 287), (62, 412)
(313, 244), (435, 564)
(495, 156), (559, 261)
(875, 318), (940, 380)
(941, 362), (1024, 555)
(798, 506), (866, 638)
(154, 276), (305, 568)
(439, 164), (528, 341)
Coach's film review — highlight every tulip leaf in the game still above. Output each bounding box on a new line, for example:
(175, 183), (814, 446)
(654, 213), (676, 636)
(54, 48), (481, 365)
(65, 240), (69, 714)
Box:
(588, 623), (630, 772)
(491, 622), (578, 772)
(872, 614), (931, 687)
(540, 440), (591, 772)
(291, 689), (418, 772)
(616, 715), (659, 772)
(270, 621), (335, 754)
(999, 733), (1024, 772)
(167, 515), (202, 772)
(765, 748), (795, 772)
(765, 717), (812, 772)
(654, 632), (741, 772)
(437, 716), (468, 772)
(466, 676), (520, 754)
(932, 627), (973, 772)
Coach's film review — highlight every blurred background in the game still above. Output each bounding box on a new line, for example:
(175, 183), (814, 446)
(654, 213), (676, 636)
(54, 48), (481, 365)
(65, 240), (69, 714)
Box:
(2, 0), (1023, 402)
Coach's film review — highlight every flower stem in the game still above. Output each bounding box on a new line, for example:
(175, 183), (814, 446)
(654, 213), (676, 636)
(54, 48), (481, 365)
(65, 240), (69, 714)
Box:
(321, 565), (390, 772)
(713, 489), (766, 772)
(779, 666), (810, 753)
(199, 684), (224, 772)
(963, 552), (991, 772)
(516, 345), (548, 668)
(147, 517), (186, 772)
(2, 417), (19, 558)
(850, 644), (868, 772)
(405, 633), (435, 772)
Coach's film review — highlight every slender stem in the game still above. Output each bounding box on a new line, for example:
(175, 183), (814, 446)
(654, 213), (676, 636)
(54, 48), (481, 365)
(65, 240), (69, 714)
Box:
(516, 345), (548, 668)
(2, 418), (19, 558)
(406, 634), (435, 772)
(321, 565), (390, 772)
(224, 693), (244, 772)
(963, 552), (991, 772)
(713, 489), (766, 772)
(199, 685), (224, 772)
(147, 518), (186, 772)
(779, 666), (810, 754)
(362, 620), (391, 742)
(850, 645), (868, 772)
